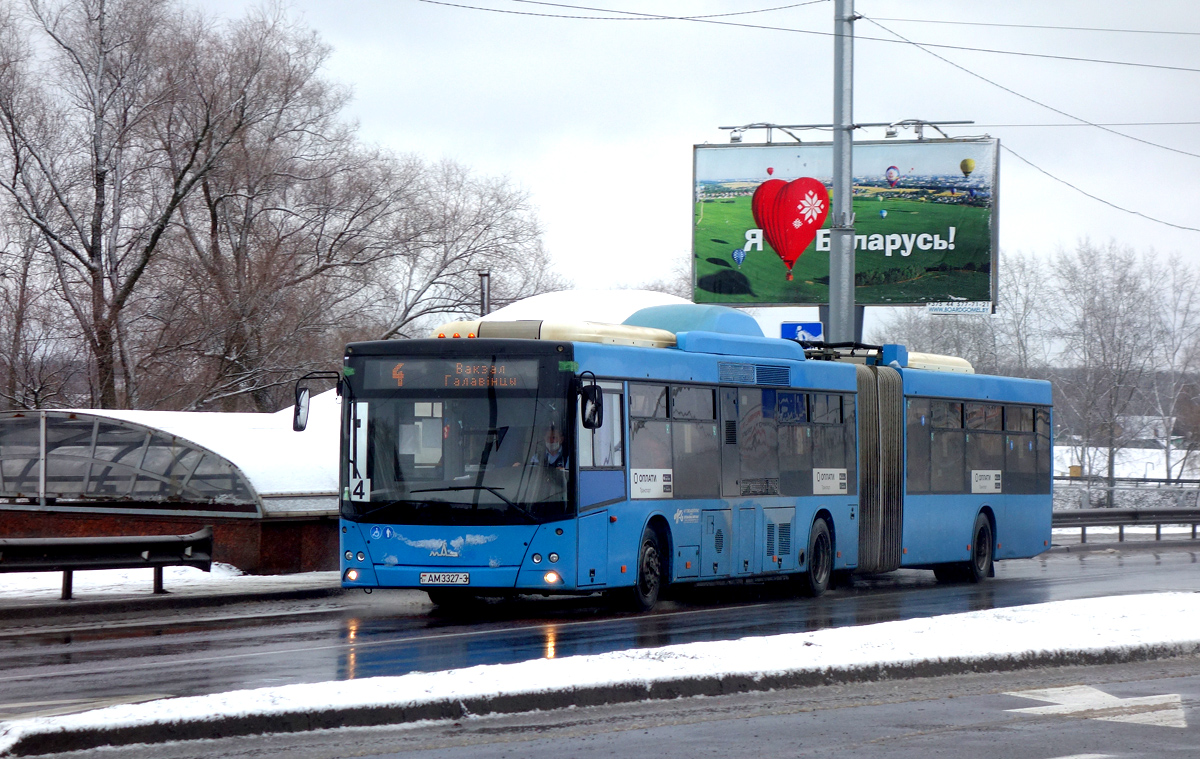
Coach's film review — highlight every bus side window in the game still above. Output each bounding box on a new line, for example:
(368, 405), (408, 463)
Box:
(630, 418), (672, 470)
(930, 400), (965, 493)
(965, 403), (1004, 474)
(578, 392), (624, 468)
(842, 393), (857, 495)
(630, 384), (668, 418)
(738, 388), (779, 495)
(777, 390), (810, 496)
(670, 385), (719, 497)
(906, 398), (931, 493)
(1035, 407), (1052, 494)
(1005, 405), (1037, 494)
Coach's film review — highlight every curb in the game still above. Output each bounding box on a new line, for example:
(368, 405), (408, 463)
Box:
(0, 586), (347, 624)
(5, 641), (1199, 756)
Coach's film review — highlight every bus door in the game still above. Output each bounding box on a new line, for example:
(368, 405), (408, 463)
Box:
(577, 383), (625, 587)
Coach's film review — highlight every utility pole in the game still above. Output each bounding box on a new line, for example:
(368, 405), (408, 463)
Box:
(829, 0), (857, 342)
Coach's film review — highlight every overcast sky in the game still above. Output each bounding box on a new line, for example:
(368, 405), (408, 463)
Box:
(217, 0), (1199, 305)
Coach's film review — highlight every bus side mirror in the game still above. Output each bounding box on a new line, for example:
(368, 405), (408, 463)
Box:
(581, 384), (603, 430)
(293, 386), (311, 432)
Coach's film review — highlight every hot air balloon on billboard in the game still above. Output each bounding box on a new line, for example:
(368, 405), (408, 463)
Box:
(960, 158), (975, 178)
(885, 166), (900, 187)
(766, 167), (774, 176)
(879, 209), (888, 219)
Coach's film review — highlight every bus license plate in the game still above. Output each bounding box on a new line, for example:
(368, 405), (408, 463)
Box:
(420, 572), (470, 585)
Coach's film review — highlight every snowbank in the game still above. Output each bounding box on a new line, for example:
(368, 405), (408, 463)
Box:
(3, 592), (1198, 753)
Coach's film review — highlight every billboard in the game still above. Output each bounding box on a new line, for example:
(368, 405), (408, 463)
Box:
(692, 138), (998, 306)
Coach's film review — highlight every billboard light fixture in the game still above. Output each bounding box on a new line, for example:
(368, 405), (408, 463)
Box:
(720, 120), (973, 143)
(886, 120), (955, 141)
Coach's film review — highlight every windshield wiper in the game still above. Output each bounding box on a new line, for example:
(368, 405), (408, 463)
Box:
(409, 486), (539, 523)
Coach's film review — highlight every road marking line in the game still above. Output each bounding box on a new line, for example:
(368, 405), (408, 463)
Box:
(1006, 685), (1186, 728)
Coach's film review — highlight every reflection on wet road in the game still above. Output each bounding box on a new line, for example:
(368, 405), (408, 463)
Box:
(1, 548), (1197, 719)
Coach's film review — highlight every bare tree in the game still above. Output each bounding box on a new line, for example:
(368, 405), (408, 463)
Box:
(0, 0), (338, 407)
(869, 250), (1051, 378)
(375, 158), (568, 339)
(1144, 254), (1200, 480)
(133, 19), (421, 411)
(0, 209), (83, 407)
(635, 254), (693, 300)
(1052, 241), (1158, 497)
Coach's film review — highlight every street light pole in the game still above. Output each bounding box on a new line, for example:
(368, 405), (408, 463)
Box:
(829, 0), (856, 343)
(478, 270), (491, 316)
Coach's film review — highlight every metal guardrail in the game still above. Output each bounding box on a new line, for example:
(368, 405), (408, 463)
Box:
(0, 527), (213, 599)
(1052, 509), (1200, 544)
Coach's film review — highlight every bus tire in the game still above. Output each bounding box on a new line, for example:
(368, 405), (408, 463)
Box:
(796, 517), (832, 598)
(964, 512), (994, 583)
(629, 527), (664, 612)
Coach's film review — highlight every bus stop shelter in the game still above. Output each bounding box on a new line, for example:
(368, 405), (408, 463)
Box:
(0, 392), (340, 573)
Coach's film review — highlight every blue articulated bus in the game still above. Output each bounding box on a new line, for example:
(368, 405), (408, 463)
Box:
(324, 304), (1052, 611)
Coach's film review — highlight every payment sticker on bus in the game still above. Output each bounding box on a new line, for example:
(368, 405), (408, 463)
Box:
(813, 468), (848, 495)
(419, 572), (470, 585)
(631, 469), (673, 499)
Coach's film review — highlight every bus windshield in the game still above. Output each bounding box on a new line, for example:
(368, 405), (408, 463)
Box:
(342, 387), (572, 527)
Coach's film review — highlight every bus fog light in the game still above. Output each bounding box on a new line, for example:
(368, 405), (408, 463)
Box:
(356, 551), (366, 561)
(548, 553), (559, 563)
(532, 553), (542, 563)
(543, 571), (560, 584)
(345, 568), (360, 582)
(344, 550), (353, 561)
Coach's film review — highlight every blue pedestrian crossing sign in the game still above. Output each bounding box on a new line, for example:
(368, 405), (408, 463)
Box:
(781, 321), (824, 341)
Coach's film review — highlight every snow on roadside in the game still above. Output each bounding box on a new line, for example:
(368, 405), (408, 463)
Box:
(2, 592), (1198, 753)
(0, 564), (338, 602)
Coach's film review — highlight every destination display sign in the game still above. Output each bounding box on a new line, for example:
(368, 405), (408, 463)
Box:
(361, 358), (540, 391)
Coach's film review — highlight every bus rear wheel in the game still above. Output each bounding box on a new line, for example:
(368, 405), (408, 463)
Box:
(934, 513), (994, 584)
(628, 527), (664, 612)
(964, 513), (994, 583)
(796, 518), (832, 598)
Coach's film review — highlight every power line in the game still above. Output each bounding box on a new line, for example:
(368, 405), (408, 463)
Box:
(1000, 144), (1200, 233)
(860, 16), (1200, 160)
(962, 122), (1200, 128)
(418, 1), (1200, 74)
(868, 17), (1200, 37)
(511, 0), (831, 20)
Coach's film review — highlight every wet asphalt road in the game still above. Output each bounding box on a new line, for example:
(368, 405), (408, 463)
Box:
(1, 546), (1198, 722)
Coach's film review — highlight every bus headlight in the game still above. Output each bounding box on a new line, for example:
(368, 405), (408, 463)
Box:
(548, 553), (559, 563)
(356, 551), (365, 561)
(345, 568), (360, 582)
(543, 571), (560, 584)
(344, 551), (353, 561)
(532, 553), (542, 563)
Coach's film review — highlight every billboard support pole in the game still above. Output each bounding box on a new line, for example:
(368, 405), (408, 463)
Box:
(829, 0), (857, 342)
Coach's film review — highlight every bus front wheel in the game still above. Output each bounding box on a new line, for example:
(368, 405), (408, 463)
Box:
(796, 518), (832, 598)
(629, 527), (664, 612)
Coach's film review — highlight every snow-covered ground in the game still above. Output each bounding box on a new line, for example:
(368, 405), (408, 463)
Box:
(1055, 445), (1199, 480)
(1, 592), (1197, 754)
(0, 564), (338, 603)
